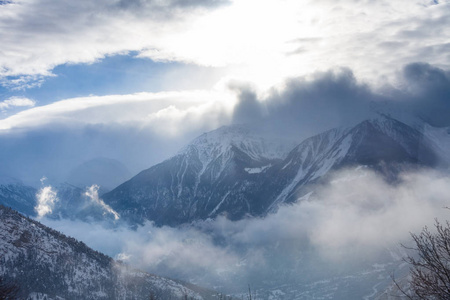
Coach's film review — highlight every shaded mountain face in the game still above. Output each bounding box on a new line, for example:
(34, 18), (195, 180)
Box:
(102, 125), (295, 226)
(0, 177), (37, 217)
(0, 205), (216, 300)
(262, 116), (439, 210)
(103, 116), (441, 226)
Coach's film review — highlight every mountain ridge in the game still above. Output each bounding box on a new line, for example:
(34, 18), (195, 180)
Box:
(103, 115), (443, 226)
(0, 205), (217, 300)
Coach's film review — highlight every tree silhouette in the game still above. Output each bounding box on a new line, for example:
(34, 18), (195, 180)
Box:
(400, 220), (450, 299)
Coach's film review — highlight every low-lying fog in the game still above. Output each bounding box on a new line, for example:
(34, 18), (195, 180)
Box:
(39, 168), (450, 296)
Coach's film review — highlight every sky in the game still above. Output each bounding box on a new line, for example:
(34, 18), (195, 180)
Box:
(0, 0), (450, 184)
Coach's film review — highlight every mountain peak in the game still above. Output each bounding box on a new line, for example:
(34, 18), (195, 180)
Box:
(180, 123), (296, 163)
(102, 116), (443, 226)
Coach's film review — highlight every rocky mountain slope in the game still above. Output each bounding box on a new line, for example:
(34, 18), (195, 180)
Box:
(260, 115), (439, 211)
(0, 205), (217, 300)
(103, 125), (296, 225)
(0, 176), (37, 217)
(103, 115), (444, 226)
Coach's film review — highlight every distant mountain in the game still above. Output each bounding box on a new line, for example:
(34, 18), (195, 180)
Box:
(0, 181), (120, 223)
(0, 176), (37, 217)
(66, 157), (131, 193)
(103, 116), (445, 226)
(0, 205), (217, 300)
(0, 157), (131, 221)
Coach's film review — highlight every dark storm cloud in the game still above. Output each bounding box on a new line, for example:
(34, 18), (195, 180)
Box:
(231, 85), (264, 125)
(231, 63), (450, 138)
(402, 62), (450, 127)
(232, 68), (380, 139)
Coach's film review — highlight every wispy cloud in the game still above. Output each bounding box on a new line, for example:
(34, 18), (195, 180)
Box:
(85, 185), (120, 220)
(42, 168), (450, 291)
(0, 90), (233, 133)
(0, 96), (35, 112)
(35, 177), (59, 218)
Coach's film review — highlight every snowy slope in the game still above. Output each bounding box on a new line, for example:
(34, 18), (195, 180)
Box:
(183, 124), (294, 164)
(0, 205), (216, 300)
(103, 125), (296, 225)
(262, 115), (439, 211)
(265, 127), (349, 212)
(103, 115), (441, 226)
(0, 177), (37, 217)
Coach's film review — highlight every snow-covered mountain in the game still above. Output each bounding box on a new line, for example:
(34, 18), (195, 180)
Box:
(261, 115), (439, 211)
(103, 115), (444, 226)
(4, 116), (445, 227)
(0, 205), (217, 300)
(102, 125), (296, 225)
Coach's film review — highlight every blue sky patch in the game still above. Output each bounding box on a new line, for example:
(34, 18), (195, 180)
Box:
(0, 53), (224, 113)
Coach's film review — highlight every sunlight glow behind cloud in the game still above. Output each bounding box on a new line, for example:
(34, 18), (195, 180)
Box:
(0, 0), (449, 91)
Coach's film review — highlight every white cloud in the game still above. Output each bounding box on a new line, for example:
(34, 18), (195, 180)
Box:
(35, 182), (59, 219)
(300, 168), (450, 260)
(0, 0), (226, 80)
(0, 89), (237, 182)
(85, 185), (120, 220)
(0, 96), (35, 111)
(1, 0), (449, 90)
(0, 90), (235, 134)
(41, 168), (450, 290)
